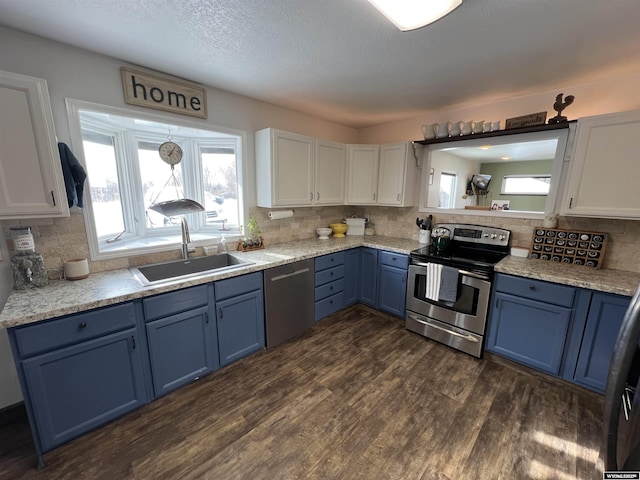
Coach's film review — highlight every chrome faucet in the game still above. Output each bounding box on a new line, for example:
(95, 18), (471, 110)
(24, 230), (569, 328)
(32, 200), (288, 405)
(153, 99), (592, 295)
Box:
(180, 217), (195, 259)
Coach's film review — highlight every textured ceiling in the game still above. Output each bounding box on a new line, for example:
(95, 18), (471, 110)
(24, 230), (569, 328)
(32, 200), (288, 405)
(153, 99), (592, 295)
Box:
(1, 0), (640, 128)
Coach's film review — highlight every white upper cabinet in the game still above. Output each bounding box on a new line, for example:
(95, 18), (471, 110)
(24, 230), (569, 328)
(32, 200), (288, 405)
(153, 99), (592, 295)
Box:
(315, 139), (346, 205)
(346, 142), (418, 206)
(561, 110), (640, 219)
(0, 70), (68, 219)
(377, 142), (418, 207)
(346, 144), (379, 204)
(256, 128), (314, 207)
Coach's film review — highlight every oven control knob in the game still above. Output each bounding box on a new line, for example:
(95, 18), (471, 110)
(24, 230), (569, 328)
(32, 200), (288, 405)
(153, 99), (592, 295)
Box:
(490, 233), (498, 239)
(483, 233), (489, 238)
(498, 235), (506, 241)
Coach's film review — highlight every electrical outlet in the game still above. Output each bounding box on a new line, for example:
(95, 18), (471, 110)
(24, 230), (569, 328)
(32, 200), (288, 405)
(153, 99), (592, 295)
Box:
(364, 213), (370, 223)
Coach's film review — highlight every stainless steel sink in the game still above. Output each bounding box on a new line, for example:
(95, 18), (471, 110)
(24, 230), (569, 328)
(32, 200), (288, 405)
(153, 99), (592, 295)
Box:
(130, 254), (254, 286)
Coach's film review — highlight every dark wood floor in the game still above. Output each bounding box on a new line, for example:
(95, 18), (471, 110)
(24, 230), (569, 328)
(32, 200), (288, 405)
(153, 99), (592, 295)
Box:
(1, 305), (604, 480)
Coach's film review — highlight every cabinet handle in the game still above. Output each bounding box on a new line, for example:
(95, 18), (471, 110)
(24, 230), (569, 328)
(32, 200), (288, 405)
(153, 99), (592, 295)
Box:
(219, 307), (223, 319)
(397, 193), (400, 201)
(51, 191), (56, 206)
(529, 285), (536, 290)
(373, 193), (376, 201)
(569, 197), (573, 209)
(495, 298), (500, 309)
(310, 192), (313, 201)
(131, 336), (136, 350)
(330, 286), (334, 290)
(79, 321), (87, 329)
(317, 192), (320, 201)
(205, 312), (209, 324)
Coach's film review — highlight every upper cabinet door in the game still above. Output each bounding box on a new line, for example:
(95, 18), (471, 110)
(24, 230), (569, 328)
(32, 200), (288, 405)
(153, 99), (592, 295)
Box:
(377, 142), (417, 206)
(0, 70), (68, 219)
(346, 144), (379, 204)
(255, 128), (314, 207)
(315, 139), (346, 205)
(561, 110), (640, 218)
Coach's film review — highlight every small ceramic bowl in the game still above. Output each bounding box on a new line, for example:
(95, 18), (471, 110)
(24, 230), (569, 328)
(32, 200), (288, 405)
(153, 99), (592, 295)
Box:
(316, 227), (332, 240)
(329, 223), (348, 238)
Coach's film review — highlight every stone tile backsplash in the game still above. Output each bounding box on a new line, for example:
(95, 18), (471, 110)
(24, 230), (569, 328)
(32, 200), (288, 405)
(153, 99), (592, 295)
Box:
(2, 207), (639, 279)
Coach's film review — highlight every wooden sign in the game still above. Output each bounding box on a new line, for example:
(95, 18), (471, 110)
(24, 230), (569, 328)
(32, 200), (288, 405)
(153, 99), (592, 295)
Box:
(121, 67), (207, 119)
(505, 111), (547, 129)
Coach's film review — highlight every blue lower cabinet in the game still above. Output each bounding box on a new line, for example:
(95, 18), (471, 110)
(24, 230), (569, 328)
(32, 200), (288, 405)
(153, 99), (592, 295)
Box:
(216, 289), (265, 367)
(359, 248), (379, 306)
(344, 249), (360, 306)
(315, 252), (346, 321)
(573, 292), (630, 392)
(21, 327), (147, 453)
(146, 306), (217, 397)
(377, 264), (407, 317)
(486, 292), (571, 375)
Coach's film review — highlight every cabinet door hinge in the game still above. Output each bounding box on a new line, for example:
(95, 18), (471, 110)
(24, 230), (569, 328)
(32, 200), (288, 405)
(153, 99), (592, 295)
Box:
(51, 191), (56, 206)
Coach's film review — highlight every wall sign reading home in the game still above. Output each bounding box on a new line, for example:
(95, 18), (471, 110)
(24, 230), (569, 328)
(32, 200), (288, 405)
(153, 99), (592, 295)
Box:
(121, 67), (207, 119)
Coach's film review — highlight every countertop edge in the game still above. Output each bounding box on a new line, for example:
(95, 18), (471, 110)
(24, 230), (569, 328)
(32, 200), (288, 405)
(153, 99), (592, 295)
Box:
(2, 236), (638, 329)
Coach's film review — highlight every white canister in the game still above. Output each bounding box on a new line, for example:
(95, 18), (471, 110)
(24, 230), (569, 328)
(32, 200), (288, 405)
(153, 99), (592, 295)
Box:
(543, 214), (559, 229)
(419, 229), (431, 245)
(64, 258), (90, 280)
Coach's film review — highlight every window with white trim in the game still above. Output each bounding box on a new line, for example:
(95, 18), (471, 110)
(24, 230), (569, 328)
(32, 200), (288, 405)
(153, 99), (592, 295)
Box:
(501, 175), (551, 195)
(439, 172), (457, 208)
(67, 101), (244, 260)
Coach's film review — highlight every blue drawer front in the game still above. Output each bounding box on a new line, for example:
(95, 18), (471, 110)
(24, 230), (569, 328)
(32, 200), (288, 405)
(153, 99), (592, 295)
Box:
(315, 278), (345, 301)
(315, 251), (345, 272)
(379, 251), (409, 269)
(14, 303), (136, 358)
(315, 291), (345, 321)
(494, 274), (575, 307)
(214, 271), (263, 301)
(143, 284), (208, 321)
(315, 265), (345, 286)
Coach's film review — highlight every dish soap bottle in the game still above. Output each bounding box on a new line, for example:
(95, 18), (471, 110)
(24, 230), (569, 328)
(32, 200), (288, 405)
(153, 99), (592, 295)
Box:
(219, 235), (227, 254)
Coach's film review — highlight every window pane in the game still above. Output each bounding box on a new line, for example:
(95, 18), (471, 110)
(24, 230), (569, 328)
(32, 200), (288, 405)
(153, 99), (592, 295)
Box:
(439, 172), (456, 208)
(502, 176), (550, 195)
(201, 147), (238, 226)
(138, 141), (184, 228)
(81, 131), (125, 237)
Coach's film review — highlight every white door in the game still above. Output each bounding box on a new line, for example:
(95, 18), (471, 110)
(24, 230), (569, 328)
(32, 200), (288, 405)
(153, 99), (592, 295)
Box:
(346, 145), (379, 204)
(377, 143), (407, 205)
(0, 70), (68, 219)
(315, 140), (345, 205)
(271, 130), (314, 206)
(561, 110), (640, 218)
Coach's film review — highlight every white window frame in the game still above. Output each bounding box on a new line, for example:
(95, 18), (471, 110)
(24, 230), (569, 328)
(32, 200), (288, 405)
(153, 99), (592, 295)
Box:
(439, 171), (457, 208)
(65, 98), (247, 261)
(501, 174), (551, 196)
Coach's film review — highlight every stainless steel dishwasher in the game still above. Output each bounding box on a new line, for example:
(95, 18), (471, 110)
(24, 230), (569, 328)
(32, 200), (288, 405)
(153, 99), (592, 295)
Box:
(263, 258), (314, 348)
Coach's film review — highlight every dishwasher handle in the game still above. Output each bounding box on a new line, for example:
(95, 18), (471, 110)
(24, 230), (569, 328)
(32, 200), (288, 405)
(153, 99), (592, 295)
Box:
(270, 267), (310, 282)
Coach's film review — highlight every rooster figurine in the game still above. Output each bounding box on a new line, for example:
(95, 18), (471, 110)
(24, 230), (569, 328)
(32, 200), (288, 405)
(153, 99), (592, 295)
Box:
(548, 93), (575, 124)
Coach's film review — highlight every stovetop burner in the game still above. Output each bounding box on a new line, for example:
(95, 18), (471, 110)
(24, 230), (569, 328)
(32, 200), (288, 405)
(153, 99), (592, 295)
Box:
(410, 223), (511, 275)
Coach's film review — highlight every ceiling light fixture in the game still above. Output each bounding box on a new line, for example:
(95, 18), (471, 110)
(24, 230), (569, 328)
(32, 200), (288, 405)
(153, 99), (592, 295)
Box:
(368, 0), (463, 31)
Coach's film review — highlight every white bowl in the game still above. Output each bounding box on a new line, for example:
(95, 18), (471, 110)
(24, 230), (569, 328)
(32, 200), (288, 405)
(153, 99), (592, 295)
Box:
(316, 227), (332, 240)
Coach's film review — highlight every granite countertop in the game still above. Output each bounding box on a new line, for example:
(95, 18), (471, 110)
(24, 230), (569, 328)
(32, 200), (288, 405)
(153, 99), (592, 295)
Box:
(2, 235), (638, 329)
(0, 235), (421, 329)
(496, 256), (640, 297)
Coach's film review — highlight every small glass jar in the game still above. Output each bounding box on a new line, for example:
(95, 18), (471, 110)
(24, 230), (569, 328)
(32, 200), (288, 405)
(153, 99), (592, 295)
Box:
(10, 226), (35, 255)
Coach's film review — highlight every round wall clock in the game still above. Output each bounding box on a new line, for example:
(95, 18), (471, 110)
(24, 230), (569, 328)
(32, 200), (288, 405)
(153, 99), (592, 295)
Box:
(158, 141), (183, 165)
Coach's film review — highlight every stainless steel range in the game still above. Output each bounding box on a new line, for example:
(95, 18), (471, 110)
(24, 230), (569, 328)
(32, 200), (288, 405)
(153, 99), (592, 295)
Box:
(406, 223), (511, 358)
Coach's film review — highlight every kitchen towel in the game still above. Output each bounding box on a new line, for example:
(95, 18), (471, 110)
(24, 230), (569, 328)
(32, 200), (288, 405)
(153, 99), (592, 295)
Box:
(58, 142), (87, 208)
(425, 262), (443, 301)
(438, 266), (459, 303)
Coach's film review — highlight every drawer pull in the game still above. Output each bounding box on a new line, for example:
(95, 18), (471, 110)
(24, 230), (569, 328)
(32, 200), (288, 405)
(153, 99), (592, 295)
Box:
(529, 285), (536, 290)
(79, 321), (87, 329)
(330, 286), (334, 290)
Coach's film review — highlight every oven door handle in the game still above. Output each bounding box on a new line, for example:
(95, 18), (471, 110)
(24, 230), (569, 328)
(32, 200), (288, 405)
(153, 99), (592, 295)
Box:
(407, 314), (479, 343)
(412, 263), (489, 281)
